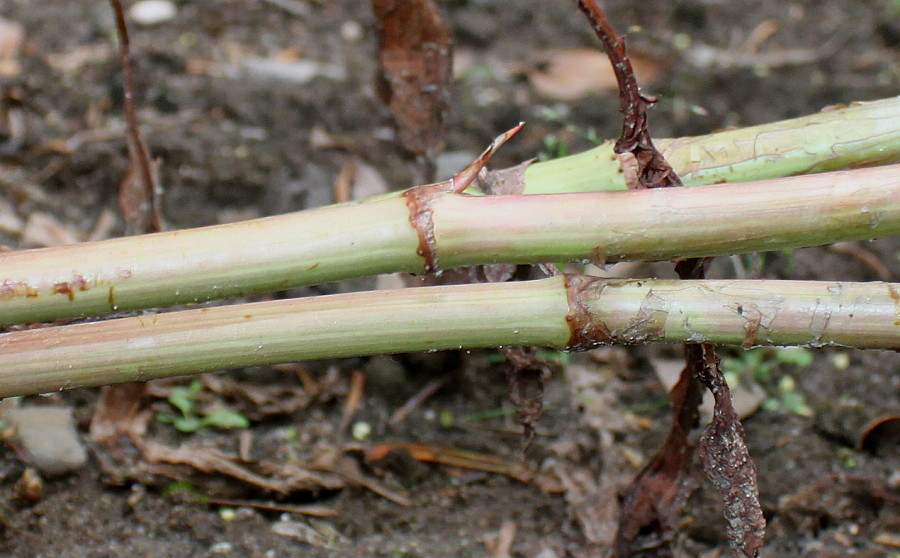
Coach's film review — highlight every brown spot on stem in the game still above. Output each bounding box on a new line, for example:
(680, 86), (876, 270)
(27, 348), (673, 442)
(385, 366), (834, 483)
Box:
(741, 305), (762, 349)
(53, 282), (75, 302)
(563, 274), (613, 351)
(886, 284), (900, 328)
(52, 274), (88, 302)
(73, 274), (88, 290)
(0, 280), (39, 299)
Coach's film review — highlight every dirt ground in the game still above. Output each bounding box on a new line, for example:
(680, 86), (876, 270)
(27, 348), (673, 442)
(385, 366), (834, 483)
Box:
(0, 0), (898, 556)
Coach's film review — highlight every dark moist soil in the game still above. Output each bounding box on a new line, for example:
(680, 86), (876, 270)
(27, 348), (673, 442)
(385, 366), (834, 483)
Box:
(0, 1), (898, 557)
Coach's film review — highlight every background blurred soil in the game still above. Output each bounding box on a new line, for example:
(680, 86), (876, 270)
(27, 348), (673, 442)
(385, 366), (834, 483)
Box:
(0, 0), (897, 556)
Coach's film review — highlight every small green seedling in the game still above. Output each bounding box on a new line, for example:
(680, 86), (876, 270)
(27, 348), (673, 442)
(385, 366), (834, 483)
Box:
(536, 105), (602, 162)
(721, 347), (814, 416)
(156, 380), (250, 432)
(537, 134), (569, 161)
(162, 479), (208, 502)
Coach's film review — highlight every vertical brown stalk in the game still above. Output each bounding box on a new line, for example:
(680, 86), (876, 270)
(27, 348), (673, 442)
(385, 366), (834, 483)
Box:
(573, 1), (765, 555)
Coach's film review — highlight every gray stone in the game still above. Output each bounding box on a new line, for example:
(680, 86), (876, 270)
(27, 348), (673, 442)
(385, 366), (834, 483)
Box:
(4, 406), (88, 476)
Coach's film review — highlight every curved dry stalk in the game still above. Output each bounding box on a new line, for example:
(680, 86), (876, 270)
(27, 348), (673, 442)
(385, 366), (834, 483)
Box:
(0, 276), (897, 397)
(1, 163), (897, 326)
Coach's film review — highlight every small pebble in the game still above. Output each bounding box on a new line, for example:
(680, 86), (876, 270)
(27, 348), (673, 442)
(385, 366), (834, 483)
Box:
(340, 20), (363, 42)
(129, 0), (177, 27)
(209, 541), (233, 554)
(3, 406), (87, 476)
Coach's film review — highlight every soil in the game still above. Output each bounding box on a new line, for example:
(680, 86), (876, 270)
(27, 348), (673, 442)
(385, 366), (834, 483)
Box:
(0, 1), (898, 557)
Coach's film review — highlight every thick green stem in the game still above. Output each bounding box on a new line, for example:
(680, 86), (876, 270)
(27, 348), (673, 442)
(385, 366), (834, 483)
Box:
(523, 96), (900, 193)
(1, 164), (897, 326)
(0, 277), (896, 397)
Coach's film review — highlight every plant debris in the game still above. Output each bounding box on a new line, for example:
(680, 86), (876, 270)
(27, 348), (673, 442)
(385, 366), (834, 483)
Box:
(108, 0), (161, 235)
(373, 0), (452, 179)
(502, 346), (553, 451)
(365, 442), (534, 483)
(574, 1), (765, 555)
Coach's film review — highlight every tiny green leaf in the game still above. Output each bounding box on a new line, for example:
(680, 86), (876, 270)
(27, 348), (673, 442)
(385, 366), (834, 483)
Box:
(172, 415), (203, 432)
(199, 410), (250, 430)
(774, 347), (814, 367)
(167, 381), (202, 417)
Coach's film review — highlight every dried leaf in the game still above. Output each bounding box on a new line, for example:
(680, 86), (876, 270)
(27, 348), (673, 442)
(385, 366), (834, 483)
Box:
(0, 197), (23, 236)
(197, 374), (313, 420)
(373, 0), (452, 160)
(695, 345), (766, 557)
(365, 442), (533, 483)
(21, 212), (82, 247)
(615, 354), (703, 556)
(652, 357), (765, 422)
(140, 439), (345, 495)
(573, 3), (765, 554)
(89, 383), (148, 444)
(858, 415), (900, 454)
(0, 18), (24, 59)
(527, 48), (659, 101)
(502, 346), (552, 451)
(0, 17), (24, 76)
(316, 452), (411, 505)
(778, 474), (900, 524)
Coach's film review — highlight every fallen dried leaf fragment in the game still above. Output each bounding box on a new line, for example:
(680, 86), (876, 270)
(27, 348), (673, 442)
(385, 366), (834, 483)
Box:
(0, 17), (24, 76)
(140, 439), (345, 495)
(373, 0), (452, 161)
(366, 442), (533, 482)
(21, 212), (82, 247)
(526, 48), (660, 101)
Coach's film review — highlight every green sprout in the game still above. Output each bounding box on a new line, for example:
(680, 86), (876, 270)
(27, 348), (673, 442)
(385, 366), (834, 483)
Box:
(156, 380), (250, 432)
(536, 106), (602, 162)
(721, 347), (813, 416)
(163, 479), (206, 500)
(537, 134), (569, 161)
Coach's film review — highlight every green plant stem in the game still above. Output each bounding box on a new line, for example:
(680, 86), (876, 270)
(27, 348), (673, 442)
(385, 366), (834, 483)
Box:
(0, 276), (896, 397)
(1, 163), (897, 326)
(523, 96), (900, 193)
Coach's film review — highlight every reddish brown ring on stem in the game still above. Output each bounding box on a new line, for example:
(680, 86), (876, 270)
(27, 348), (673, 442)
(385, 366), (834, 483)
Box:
(563, 274), (613, 351)
(401, 183), (445, 275)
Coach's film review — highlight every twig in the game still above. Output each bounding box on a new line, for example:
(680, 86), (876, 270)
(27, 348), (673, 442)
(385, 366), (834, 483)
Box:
(574, 0), (681, 188)
(109, 0), (161, 234)
(389, 377), (447, 425)
(573, 2), (764, 554)
(339, 369), (365, 432)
